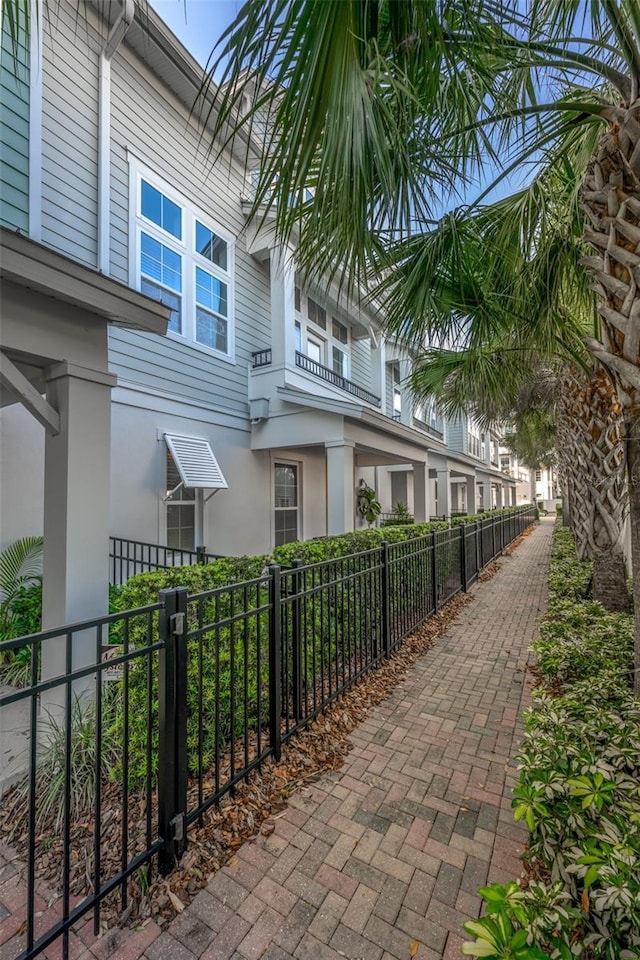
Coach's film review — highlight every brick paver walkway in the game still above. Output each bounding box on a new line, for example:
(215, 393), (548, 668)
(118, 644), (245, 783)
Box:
(0, 518), (554, 960)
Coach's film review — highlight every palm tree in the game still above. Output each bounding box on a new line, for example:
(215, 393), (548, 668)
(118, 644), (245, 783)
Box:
(209, 0), (640, 686)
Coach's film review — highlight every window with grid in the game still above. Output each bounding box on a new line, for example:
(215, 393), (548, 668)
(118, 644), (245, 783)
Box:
(274, 463), (299, 545)
(131, 160), (234, 358)
(166, 450), (196, 549)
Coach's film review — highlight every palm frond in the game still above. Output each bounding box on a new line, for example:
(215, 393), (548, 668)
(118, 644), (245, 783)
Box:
(0, 536), (44, 604)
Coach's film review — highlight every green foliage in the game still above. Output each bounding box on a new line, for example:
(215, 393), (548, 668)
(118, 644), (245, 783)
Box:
(0, 537), (44, 686)
(464, 526), (640, 960)
(0, 535), (43, 638)
(7, 694), (121, 832)
(356, 482), (382, 526)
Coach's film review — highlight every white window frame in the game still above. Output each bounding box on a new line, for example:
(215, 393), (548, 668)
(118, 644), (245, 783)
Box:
(273, 459), (301, 546)
(295, 288), (351, 376)
(129, 156), (235, 363)
(165, 448), (197, 550)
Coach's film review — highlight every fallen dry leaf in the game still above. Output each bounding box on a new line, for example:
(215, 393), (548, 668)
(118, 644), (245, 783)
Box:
(410, 940), (420, 956)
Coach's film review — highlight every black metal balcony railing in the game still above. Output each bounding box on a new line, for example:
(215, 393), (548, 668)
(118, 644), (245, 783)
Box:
(295, 351), (381, 406)
(413, 417), (445, 441)
(251, 348), (272, 368)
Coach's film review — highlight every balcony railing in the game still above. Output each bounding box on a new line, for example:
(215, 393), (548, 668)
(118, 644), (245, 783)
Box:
(251, 348), (272, 368)
(295, 351), (381, 407)
(413, 417), (444, 441)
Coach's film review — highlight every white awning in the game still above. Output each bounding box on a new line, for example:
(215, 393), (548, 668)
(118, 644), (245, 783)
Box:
(164, 434), (228, 489)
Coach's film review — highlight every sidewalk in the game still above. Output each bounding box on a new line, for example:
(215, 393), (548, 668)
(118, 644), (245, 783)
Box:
(0, 517), (554, 960)
(139, 517), (554, 960)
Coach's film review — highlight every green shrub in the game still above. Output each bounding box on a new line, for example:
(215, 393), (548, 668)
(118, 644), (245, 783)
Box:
(464, 525), (639, 960)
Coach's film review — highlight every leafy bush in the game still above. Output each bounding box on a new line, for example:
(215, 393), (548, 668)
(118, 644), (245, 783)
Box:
(464, 526), (639, 959)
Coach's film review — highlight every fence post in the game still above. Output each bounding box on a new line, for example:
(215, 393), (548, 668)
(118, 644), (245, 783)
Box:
(291, 559), (303, 721)
(268, 564), (282, 762)
(196, 545), (207, 564)
(380, 541), (391, 658)
(431, 530), (439, 611)
(158, 586), (188, 876)
(491, 516), (497, 560)
(460, 525), (468, 592)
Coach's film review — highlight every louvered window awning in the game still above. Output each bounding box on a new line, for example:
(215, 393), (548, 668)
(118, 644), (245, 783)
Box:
(164, 434), (228, 489)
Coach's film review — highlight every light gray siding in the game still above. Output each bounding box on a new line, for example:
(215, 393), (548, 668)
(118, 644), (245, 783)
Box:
(40, 1), (100, 265)
(446, 416), (466, 453)
(350, 338), (372, 391)
(385, 364), (393, 418)
(0, 19), (29, 231)
(108, 44), (271, 415)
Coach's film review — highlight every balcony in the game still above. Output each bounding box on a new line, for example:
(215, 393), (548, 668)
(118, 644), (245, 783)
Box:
(295, 352), (381, 406)
(251, 348), (381, 407)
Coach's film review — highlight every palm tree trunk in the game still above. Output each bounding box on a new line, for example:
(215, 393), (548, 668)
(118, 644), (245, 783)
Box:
(579, 111), (640, 683)
(559, 366), (630, 612)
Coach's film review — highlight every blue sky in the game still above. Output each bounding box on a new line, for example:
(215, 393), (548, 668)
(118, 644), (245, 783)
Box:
(149, 0), (241, 70)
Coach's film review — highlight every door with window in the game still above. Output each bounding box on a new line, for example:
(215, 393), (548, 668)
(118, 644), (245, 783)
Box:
(274, 463), (299, 545)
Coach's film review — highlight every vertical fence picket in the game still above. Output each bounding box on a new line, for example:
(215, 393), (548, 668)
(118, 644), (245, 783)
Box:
(381, 541), (391, 657)
(158, 586), (188, 875)
(269, 565), (282, 762)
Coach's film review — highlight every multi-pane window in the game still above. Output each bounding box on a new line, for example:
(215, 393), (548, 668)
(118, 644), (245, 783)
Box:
(332, 318), (348, 344)
(274, 463), (299, 545)
(166, 450), (195, 549)
(307, 297), (326, 330)
(332, 345), (347, 377)
(132, 161), (234, 358)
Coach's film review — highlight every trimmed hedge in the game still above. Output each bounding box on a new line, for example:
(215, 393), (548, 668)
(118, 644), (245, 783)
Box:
(463, 526), (638, 960)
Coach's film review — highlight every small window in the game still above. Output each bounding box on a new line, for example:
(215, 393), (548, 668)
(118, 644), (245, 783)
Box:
(308, 297), (326, 330)
(535, 469), (542, 482)
(295, 321), (302, 351)
(195, 221), (227, 270)
(274, 463), (299, 545)
(332, 318), (348, 344)
(332, 346), (347, 378)
(295, 286), (301, 312)
(141, 180), (182, 239)
(307, 336), (324, 365)
(140, 233), (182, 333)
(166, 450), (195, 549)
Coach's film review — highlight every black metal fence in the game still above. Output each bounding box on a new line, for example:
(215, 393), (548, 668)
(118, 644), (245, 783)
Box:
(0, 505), (535, 959)
(109, 537), (224, 585)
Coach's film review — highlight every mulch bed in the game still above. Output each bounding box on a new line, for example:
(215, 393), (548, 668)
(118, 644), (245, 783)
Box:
(1, 538), (525, 940)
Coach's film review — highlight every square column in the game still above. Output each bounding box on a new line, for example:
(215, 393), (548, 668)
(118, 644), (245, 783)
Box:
(435, 467), (450, 519)
(326, 440), (355, 535)
(412, 461), (431, 523)
(494, 484), (503, 508)
(479, 480), (492, 510)
(269, 245), (297, 368)
(466, 476), (476, 514)
(41, 362), (116, 681)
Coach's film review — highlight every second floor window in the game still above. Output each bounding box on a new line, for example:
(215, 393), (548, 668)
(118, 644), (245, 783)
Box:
(131, 160), (234, 359)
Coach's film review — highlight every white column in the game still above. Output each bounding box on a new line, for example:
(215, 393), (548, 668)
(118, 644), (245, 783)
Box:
(436, 467), (450, 518)
(466, 476), (476, 514)
(480, 480), (492, 510)
(412, 461), (430, 523)
(495, 483), (503, 508)
(41, 362), (116, 682)
(270, 245), (297, 368)
(326, 440), (355, 535)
